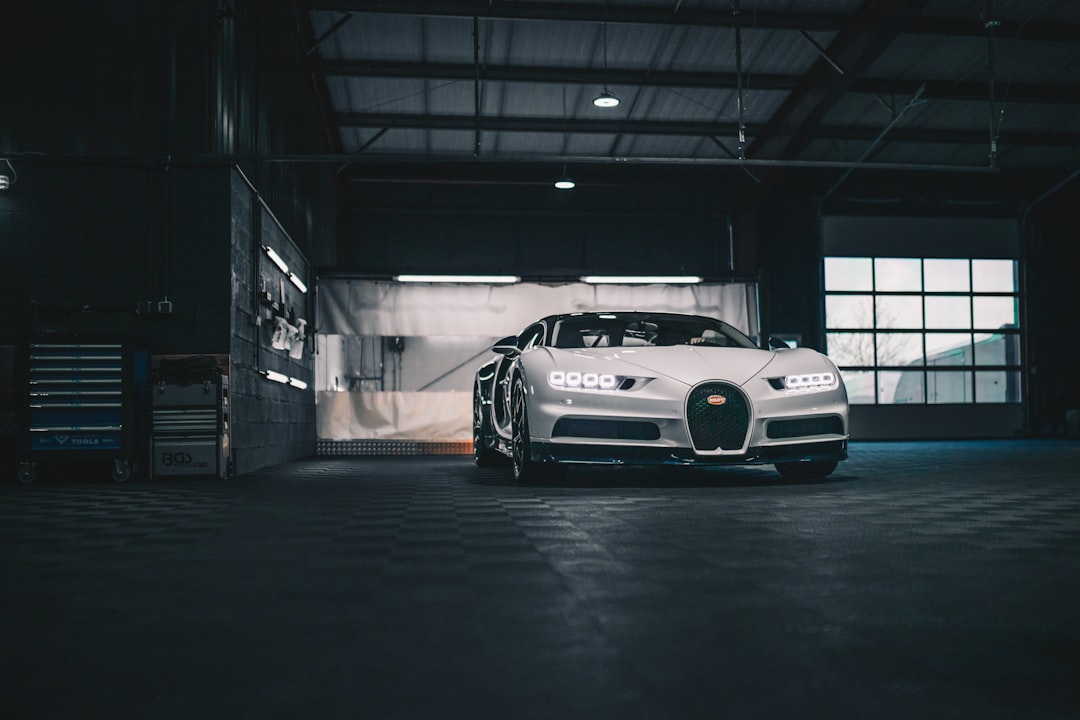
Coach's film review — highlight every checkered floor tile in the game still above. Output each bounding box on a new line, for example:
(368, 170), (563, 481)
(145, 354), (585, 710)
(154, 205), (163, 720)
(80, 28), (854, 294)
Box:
(2, 440), (1079, 719)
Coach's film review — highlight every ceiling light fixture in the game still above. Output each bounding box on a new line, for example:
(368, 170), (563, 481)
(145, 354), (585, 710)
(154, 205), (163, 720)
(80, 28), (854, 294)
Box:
(592, 90), (620, 108)
(593, 3), (619, 108)
(555, 162), (575, 190)
(395, 274), (520, 284)
(581, 275), (704, 284)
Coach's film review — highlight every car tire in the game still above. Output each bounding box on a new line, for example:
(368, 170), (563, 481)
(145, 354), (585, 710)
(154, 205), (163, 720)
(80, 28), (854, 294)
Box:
(511, 375), (551, 484)
(473, 383), (504, 468)
(774, 460), (838, 480)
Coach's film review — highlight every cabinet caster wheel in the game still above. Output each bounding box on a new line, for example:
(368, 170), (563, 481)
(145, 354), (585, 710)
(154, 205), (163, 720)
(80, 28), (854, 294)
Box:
(17, 462), (37, 484)
(112, 459), (132, 483)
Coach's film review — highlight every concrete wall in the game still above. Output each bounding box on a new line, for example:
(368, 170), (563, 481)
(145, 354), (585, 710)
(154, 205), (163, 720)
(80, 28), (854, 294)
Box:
(0, 0), (334, 477)
(229, 170), (316, 475)
(0, 162), (316, 477)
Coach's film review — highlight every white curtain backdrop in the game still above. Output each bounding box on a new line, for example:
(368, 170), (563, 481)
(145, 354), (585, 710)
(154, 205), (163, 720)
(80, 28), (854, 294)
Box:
(319, 280), (754, 337)
(317, 391), (471, 441)
(317, 280), (758, 441)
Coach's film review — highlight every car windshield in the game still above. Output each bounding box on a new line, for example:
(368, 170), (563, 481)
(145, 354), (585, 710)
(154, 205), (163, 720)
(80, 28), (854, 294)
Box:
(551, 314), (757, 349)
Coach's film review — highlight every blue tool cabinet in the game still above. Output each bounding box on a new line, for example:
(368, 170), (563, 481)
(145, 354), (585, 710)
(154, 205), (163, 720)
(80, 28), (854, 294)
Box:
(18, 342), (136, 483)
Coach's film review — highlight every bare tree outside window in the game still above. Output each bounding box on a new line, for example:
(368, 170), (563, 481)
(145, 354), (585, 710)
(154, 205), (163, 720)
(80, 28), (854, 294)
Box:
(824, 256), (1021, 406)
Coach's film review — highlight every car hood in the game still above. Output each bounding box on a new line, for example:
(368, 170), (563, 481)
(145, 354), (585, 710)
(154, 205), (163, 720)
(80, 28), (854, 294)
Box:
(558, 346), (778, 386)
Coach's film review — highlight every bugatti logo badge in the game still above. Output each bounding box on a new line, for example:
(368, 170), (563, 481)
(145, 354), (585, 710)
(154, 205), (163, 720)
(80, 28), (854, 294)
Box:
(707, 395), (727, 406)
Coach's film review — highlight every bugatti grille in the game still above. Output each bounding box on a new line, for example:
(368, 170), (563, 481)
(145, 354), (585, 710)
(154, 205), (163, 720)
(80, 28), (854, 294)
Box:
(686, 383), (750, 452)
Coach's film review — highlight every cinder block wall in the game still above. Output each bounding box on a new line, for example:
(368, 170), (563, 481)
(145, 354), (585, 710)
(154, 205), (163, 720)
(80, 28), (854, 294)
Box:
(229, 170), (315, 475)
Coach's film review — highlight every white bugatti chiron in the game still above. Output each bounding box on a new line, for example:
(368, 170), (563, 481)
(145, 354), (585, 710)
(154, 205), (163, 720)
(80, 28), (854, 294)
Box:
(473, 312), (849, 482)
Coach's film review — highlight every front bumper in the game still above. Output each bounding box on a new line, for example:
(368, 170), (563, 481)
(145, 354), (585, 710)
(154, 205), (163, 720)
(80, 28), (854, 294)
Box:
(530, 438), (848, 467)
(526, 373), (848, 460)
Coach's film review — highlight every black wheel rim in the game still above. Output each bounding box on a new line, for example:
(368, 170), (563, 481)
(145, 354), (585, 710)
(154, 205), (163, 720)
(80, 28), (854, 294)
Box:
(511, 381), (526, 477)
(473, 391), (483, 462)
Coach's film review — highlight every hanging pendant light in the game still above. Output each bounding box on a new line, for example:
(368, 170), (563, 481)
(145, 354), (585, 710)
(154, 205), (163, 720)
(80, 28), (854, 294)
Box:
(555, 162), (575, 189)
(593, 3), (619, 108)
(592, 90), (620, 108)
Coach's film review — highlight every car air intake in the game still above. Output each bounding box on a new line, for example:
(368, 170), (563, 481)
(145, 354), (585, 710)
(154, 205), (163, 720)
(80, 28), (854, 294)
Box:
(552, 418), (661, 441)
(766, 416), (844, 439)
(686, 382), (750, 452)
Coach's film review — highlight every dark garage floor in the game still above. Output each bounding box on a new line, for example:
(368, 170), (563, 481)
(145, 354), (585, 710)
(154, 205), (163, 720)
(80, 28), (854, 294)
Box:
(2, 441), (1079, 720)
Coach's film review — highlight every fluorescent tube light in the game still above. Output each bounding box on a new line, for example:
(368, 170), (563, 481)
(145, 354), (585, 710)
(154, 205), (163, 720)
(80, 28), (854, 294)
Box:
(263, 369), (289, 384)
(0, 159), (14, 190)
(264, 369), (307, 389)
(263, 245), (289, 273)
(581, 275), (703, 284)
(395, 274), (520, 284)
(288, 272), (308, 293)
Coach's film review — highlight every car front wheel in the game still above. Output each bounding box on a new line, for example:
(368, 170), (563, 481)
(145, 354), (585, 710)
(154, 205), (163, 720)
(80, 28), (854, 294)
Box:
(511, 376), (551, 483)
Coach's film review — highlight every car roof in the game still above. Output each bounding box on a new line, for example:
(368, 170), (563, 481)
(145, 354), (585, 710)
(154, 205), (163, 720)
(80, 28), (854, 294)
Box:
(539, 311), (719, 325)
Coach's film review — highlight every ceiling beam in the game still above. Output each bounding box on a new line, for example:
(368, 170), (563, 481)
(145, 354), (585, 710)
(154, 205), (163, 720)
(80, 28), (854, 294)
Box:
(309, 1), (1080, 41)
(311, 1), (843, 31)
(856, 78), (1079, 106)
(337, 111), (1080, 147)
(748, 0), (930, 164)
(908, 14), (1079, 43)
(293, 2), (345, 155)
(324, 59), (1080, 105)
(340, 111), (747, 136)
(324, 59), (802, 91)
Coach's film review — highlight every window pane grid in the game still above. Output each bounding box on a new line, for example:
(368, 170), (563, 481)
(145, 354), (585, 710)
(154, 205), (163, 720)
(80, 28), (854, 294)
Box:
(825, 257), (1021, 405)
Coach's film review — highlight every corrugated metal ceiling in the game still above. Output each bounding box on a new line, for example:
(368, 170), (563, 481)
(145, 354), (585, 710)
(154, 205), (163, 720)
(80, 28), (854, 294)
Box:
(304, 0), (1080, 174)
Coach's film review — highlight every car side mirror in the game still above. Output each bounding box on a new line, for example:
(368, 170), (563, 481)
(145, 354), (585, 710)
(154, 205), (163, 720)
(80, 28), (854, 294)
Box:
(766, 335), (792, 350)
(492, 335), (519, 356)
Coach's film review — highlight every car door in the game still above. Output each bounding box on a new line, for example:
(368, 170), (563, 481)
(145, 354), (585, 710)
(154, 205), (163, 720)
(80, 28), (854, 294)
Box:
(493, 322), (546, 437)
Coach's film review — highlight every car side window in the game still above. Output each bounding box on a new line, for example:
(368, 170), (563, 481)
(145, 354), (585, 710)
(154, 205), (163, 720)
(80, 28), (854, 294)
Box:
(518, 323), (545, 351)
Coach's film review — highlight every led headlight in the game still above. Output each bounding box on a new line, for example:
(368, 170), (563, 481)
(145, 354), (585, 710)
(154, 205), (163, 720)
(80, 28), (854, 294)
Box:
(780, 372), (837, 392)
(549, 371), (620, 390)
